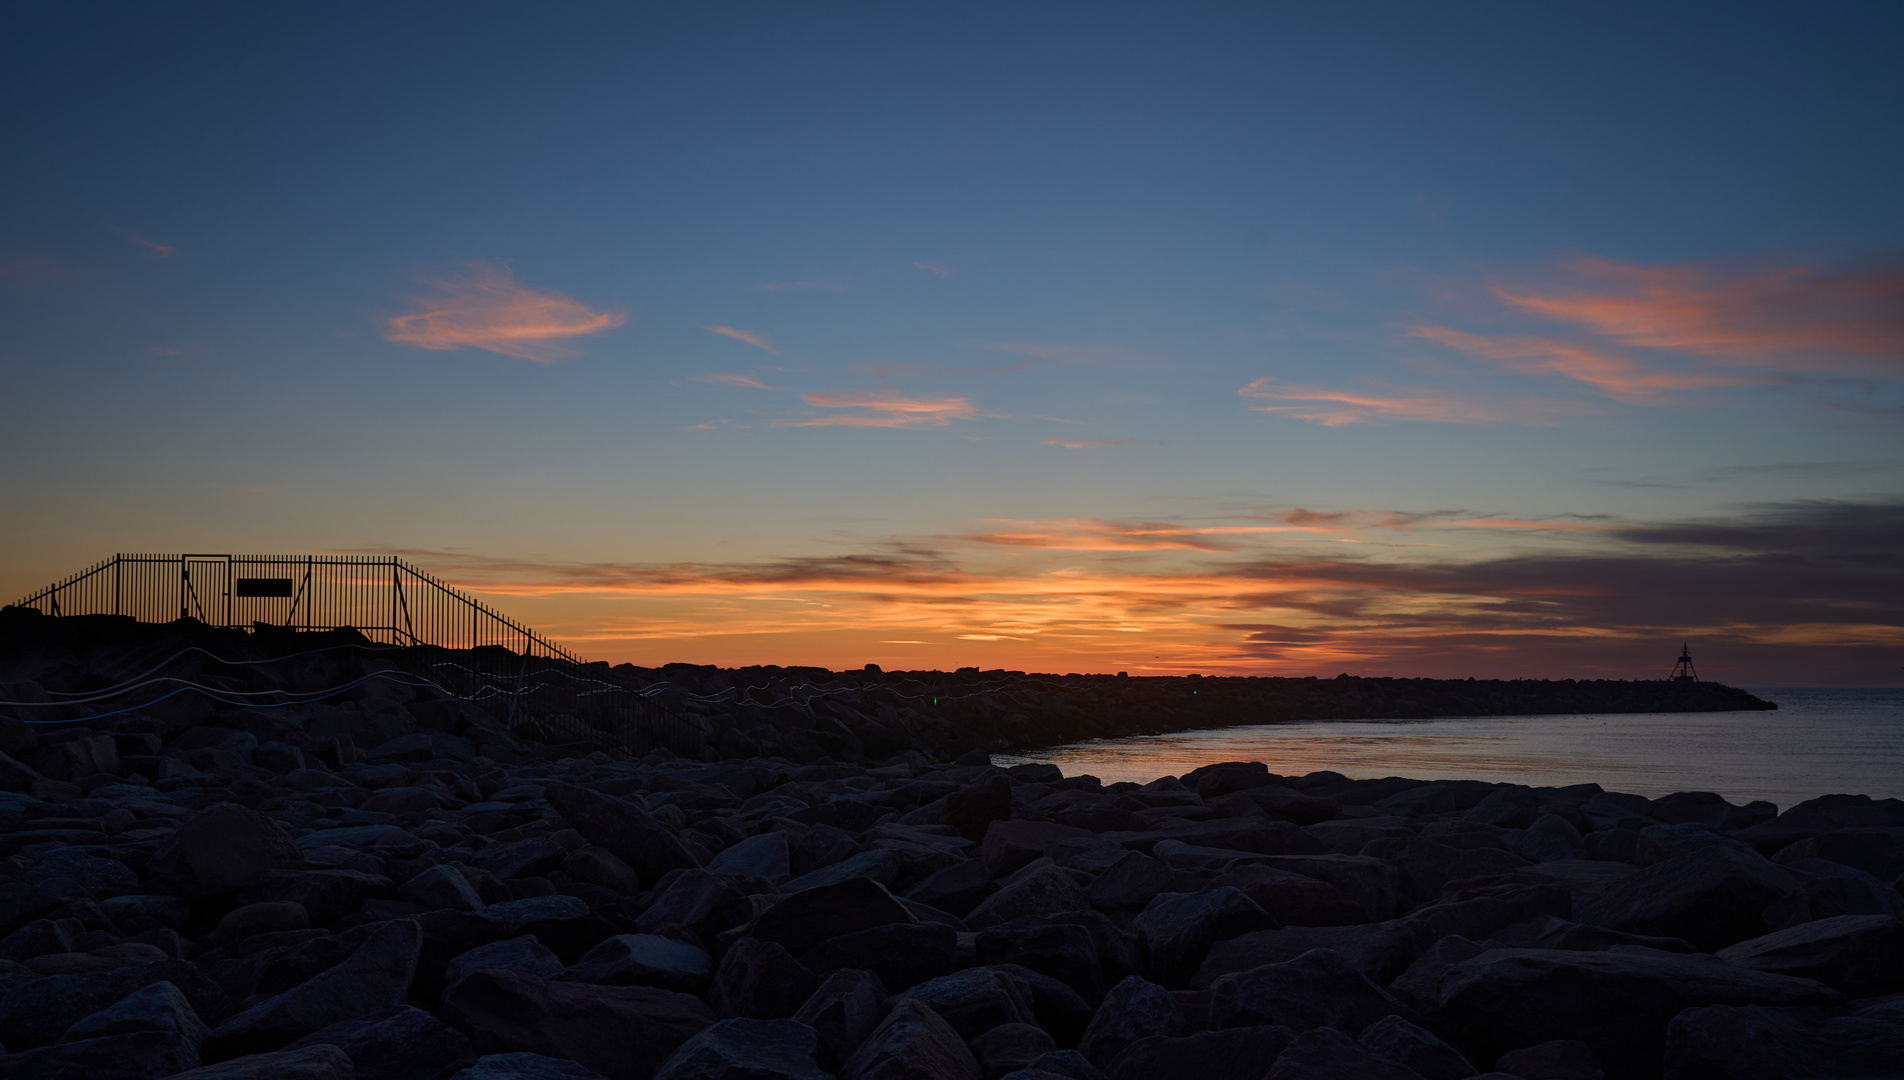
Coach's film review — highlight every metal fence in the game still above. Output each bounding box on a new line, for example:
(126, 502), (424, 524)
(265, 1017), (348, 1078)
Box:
(11, 554), (706, 758)
(14, 554), (579, 661)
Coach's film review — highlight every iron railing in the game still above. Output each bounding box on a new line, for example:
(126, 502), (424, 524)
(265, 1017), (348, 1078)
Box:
(14, 554), (578, 661)
(11, 554), (706, 758)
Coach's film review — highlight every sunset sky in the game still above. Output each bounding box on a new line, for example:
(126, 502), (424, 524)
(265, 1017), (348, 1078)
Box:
(3, 4), (1900, 684)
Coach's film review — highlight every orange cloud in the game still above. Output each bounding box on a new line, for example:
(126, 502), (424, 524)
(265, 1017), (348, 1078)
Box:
(385, 262), (624, 363)
(696, 373), (782, 390)
(777, 392), (987, 429)
(103, 223), (175, 259)
(1409, 326), (1756, 402)
(1493, 255), (1904, 373)
(913, 262), (952, 277)
(702, 325), (777, 353)
(1238, 377), (1590, 425)
(1044, 440), (1136, 449)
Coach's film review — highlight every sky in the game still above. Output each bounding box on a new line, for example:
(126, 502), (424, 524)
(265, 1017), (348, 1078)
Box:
(2, 2), (1901, 685)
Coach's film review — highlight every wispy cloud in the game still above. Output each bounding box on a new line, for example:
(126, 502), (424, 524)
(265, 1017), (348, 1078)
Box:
(777, 391), (987, 428)
(1239, 377), (1591, 426)
(701, 325), (778, 353)
(384, 261), (624, 363)
(102, 223), (175, 259)
(696, 373), (782, 390)
(1493, 254), (1904, 374)
(913, 261), (953, 277)
(0, 251), (79, 285)
(1410, 325), (1758, 402)
(760, 280), (843, 292)
(959, 518), (1314, 552)
(1045, 439), (1137, 449)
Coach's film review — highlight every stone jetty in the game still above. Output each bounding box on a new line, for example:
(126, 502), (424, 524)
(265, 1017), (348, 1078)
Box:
(0, 611), (1894, 1080)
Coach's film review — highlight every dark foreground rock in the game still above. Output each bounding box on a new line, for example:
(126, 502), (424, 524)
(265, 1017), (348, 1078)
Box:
(0, 612), (1885, 1080)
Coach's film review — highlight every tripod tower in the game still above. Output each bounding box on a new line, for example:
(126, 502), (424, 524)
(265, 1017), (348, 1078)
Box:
(1669, 641), (1699, 683)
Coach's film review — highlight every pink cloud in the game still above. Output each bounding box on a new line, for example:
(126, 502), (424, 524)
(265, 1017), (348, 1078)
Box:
(1493, 255), (1904, 374)
(103, 223), (175, 259)
(1409, 325), (1757, 402)
(1239, 377), (1591, 426)
(696, 373), (782, 390)
(913, 262), (953, 277)
(701, 325), (777, 353)
(777, 391), (986, 429)
(385, 262), (624, 363)
(1044, 439), (1137, 449)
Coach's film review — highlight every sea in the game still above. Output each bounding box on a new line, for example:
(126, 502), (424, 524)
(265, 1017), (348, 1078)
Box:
(993, 687), (1904, 812)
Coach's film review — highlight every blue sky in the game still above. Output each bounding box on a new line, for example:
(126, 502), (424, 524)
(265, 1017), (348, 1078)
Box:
(4, 3), (1901, 682)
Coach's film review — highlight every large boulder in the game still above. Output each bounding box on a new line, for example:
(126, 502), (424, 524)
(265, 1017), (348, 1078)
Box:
(793, 968), (889, 1072)
(155, 1044), (355, 1080)
(0, 959), (232, 1052)
(1772, 826), (1904, 881)
(57, 979), (209, 1048)
(1258, 857), (1402, 923)
(1132, 889), (1275, 989)
(0, 1030), (200, 1080)
(1575, 845), (1799, 951)
(981, 821), (1095, 878)
(559, 934), (713, 994)
(943, 773), (1014, 842)
(651, 1017), (830, 1080)
(1422, 947), (1844, 1079)
(708, 937), (820, 1020)
(976, 920), (1104, 1003)
(1206, 948), (1416, 1037)
(841, 997), (981, 1080)
(148, 803), (303, 898)
(1714, 914), (1904, 995)
(1103, 1026), (1295, 1080)
(899, 968), (1038, 1040)
(801, 922), (960, 992)
(1078, 976), (1177, 1068)
(283, 1004), (473, 1080)
(1760, 870), (1904, 930)
(752, 878), (916, 956)
(1087, 853), (1173, 914)
(208, 917), (422, 1058)
(440, 969), (714, 1080)
(1264, 1025), (1432, 1080)
(544, 783), (702, 882)
(1356, 1014), (1476, 1080)
(1664, 1000), (1904, 1080)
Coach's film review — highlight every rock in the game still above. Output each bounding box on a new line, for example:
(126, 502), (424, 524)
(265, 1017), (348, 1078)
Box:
(0, 1030), (200, 1080)
(1731, 793), (1904, 854)
(1133, 889), (1275, 989)
(1011, 1050), (1101, 1080)
(944, 773), (1013, 841)
(976, 920), (1103, 1003)
(973, 1023), (1057, 1080)
(284, 1004), (473, 1080)
(1102, 1026), (1295, 1080)
(58, 979), (209, 1047)
(239, 871), (391, 928)
(1087, 853), (1173, 914)
(793, 968), (889, 1072)
(1760, 870), (1904, 930)
(1422, 947), (1844, 1080)
(441, 969), (714, 1080)
(545, 783), (702, 883)
(780, 849), (907, 893)
(981, 821), (1095, 878)
(967, 863), (1090, 931)
(1183, 762), (1271, 800)
(791, 824), (863, 878)
(1493, 1039), (1602, 1080)
(1575, 845), (1799, 951)
(1078, 976), (1177, 1068)
(635, 871), (744, 938)
(841, 997), (981, 1080)
(100, 895), (192, 933)
(705, 833), (791, 885)
(450, 1052), (610, 1079)
(1204, 864), (1362, 928)
(907, 859), (1000, 918)
(1663, 1000), (1904, 1080)
(804, 923), (960, 995)
(1207, 948), (1416, 1036)
(207, 917), (421, 1057)
(561, 934), (712, 993)
(651, 1017), (830, 1080)
(1714, 914), (1904, 995)
(1264, 1025), (1429, 1080)
(476, 838), (569, 881)
(1488, 916), (1694, 954)
(1463, 786), (1541, 830)
(161, 1044), (355, 1080)
(400, 864), (486, 913)
(446, 935), (565, 989)
(1632, 823), (1757, 867)
(752, 878), (916, 956)
(216, 903), (312, 952)
(1258, 856), (1401, 922)
(565, 846), (644, 896)
(709, 937), (820, 1020)
(1357, 1014), (1476, 1080)
(148, 803), (304, 898)
(900, 967), (1039, 1040)
(1772, 826), (1904, 881)
(0, 959), (232, 1052)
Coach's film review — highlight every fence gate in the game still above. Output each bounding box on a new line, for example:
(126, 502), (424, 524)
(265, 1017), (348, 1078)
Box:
(180, 555), (233, 626)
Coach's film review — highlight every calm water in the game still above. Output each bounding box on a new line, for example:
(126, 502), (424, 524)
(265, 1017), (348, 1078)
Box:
(994, 688), (1904, 811)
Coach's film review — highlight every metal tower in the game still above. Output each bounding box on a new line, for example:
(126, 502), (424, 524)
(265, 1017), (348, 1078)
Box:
(1669, 641), (1698, 683)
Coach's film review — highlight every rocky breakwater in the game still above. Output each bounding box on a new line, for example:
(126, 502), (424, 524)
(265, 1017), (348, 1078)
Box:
(0, 676), (1899, 1080)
